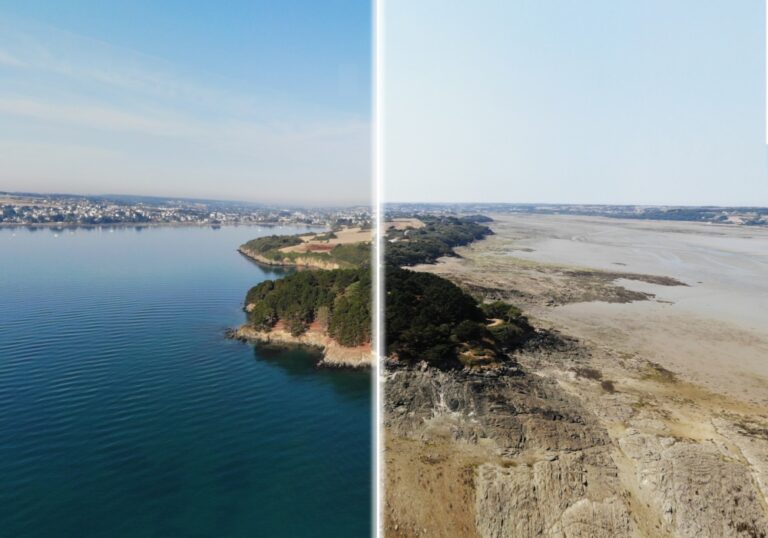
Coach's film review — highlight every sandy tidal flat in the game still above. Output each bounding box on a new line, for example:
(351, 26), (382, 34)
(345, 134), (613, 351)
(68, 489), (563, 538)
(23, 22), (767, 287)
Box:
(422, 214), (768, 404)
(503, 215), (768, 404)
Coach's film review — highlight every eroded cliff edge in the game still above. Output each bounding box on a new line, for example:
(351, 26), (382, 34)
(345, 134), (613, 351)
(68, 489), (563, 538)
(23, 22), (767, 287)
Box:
(229, 323), (372, 368)
(237, 246), (344, 270)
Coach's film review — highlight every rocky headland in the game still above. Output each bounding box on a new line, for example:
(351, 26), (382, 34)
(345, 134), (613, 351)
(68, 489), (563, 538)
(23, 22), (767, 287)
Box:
(232, 228), (373, 369)
(385, 334), (768, 537)
(229, 323), (372, 368)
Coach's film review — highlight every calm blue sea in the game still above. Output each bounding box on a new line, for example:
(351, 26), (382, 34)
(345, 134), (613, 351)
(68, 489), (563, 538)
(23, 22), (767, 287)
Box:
(0, 225), (371, 537)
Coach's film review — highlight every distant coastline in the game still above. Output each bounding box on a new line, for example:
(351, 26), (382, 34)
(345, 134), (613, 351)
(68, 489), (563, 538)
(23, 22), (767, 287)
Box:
(0, 191), (372, 229)
(0, 221), (289, 230)
(386, 202), (768, 227)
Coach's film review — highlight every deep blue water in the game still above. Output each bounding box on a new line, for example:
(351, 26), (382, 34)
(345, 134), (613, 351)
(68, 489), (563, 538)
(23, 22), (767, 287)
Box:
(0, 226), (371, 537)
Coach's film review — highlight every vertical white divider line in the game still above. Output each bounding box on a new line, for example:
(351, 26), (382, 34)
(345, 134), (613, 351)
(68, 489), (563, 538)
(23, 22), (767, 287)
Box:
(766, 0), (768, 144)
(372, 0), (384, 537)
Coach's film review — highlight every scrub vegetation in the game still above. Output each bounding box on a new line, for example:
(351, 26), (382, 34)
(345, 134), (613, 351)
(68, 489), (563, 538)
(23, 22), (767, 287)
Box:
(384, 215), (533, 368)
(385, 215), (492, 266)
(246, 268), (371, 346)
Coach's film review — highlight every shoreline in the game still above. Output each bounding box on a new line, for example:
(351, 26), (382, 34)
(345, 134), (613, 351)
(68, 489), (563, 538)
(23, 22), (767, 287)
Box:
(0, 221), (299, 230)
(228, 324), (372, 369)
(237, 246), (343, 270)
(234, 225), (371, 368)
(411, 215), (768, 402)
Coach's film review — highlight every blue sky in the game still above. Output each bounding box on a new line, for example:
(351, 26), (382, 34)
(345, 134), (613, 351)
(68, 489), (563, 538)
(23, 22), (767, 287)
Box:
(384, 1), (768, 206)
(0, 0), (371, 205)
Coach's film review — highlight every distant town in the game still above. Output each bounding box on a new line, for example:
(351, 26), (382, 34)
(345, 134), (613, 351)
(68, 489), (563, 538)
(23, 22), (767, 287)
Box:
(0, 192), (371, 229)
(5, 192), (766, 229)
(386, 202), (768, 226)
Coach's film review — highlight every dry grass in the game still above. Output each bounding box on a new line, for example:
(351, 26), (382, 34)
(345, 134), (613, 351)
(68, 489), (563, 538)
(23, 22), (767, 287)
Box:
(384, 218), (425, 231)
(279, 226), (371, 254)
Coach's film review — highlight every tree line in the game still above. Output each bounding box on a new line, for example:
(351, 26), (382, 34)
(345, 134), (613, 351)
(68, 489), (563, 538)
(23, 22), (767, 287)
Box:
(241, 215), (533, 365)
(385, 216), (493, 266)
(245, 268), (371, 347)
(384, 267), (532, 368)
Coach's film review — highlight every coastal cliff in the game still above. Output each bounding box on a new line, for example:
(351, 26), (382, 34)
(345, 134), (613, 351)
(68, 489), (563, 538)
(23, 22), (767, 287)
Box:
(230, 323), (372, 368)
(238, 246), (343, 270)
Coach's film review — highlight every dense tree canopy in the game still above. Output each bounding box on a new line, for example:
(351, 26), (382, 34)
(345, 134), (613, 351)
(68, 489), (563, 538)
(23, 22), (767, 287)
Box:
(241, 214), (533, 366)
(382, 214), (532, 368)
(384, 267), (531, 368)
(245, 268), (371, 346)
(385, 216), (492, 266)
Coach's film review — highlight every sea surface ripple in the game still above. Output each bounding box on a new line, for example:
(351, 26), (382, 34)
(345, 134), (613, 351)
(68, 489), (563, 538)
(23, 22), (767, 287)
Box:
(0, 225), (371, 537)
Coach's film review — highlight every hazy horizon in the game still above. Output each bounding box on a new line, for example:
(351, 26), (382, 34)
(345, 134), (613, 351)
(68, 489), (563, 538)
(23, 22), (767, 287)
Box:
(7, 187), (767, 210)
(0, 1), (371, 206)
(384, 200), (768, 209)
(1, 188), (370, 208)
(384, 1), (768, 206)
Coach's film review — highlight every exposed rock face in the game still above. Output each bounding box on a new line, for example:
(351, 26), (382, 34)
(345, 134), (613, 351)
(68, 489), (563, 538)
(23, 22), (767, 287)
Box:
(385, 364), (634, 537)
(230, 325), (371, 368)
(237, 247), (342, 270)
(476, 459), (631, 537)
(385, 353), (768, 537)
(616, 431), (768, 537)
(519, 339), (768, 538)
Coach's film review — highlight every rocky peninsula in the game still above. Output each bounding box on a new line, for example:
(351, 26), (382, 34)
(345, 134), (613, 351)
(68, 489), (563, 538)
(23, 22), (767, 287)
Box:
(231, 227), (373, 368)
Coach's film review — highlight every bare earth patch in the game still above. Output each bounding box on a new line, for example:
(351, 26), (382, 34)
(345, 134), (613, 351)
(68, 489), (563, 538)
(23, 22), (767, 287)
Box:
(385, 218), (426, 232)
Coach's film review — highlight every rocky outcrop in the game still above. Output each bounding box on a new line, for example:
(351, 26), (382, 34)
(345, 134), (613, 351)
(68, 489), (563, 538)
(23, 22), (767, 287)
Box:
(229, 324), (371, 368)
(385, 354), (768, 537)
(385, 364), (635, 537)
(517, 338), (768, 538)
(237, 247), (342, 270)
(616, 430), (768, 537)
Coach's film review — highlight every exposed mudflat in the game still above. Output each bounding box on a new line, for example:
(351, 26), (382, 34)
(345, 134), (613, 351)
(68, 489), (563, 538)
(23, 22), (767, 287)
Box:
(412, 214), (768, 404)
(386, 214), (768, 537)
